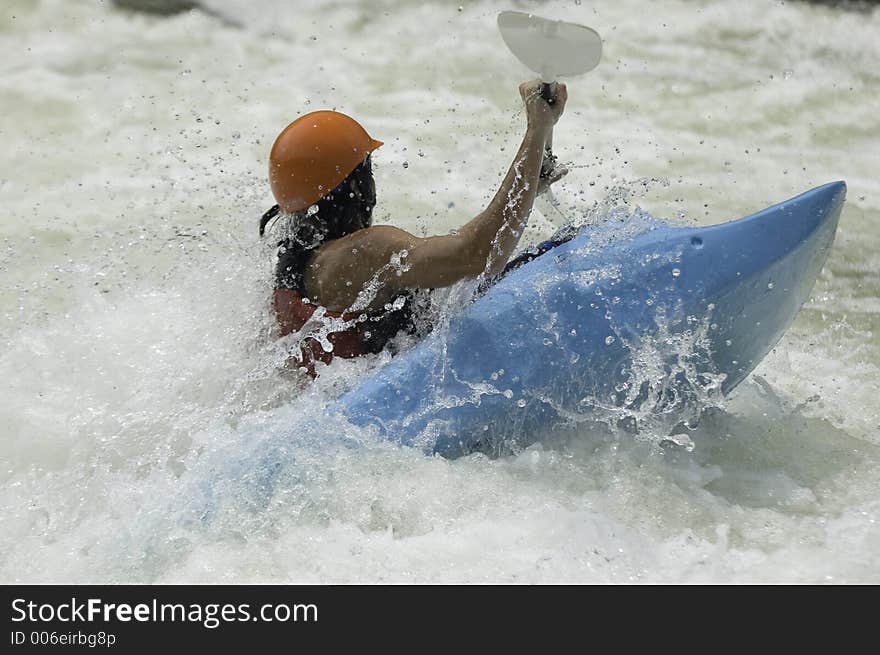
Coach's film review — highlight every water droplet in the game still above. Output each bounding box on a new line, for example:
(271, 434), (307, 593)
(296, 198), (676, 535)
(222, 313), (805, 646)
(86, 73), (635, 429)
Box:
(725, 339), (732, 346)
(671, 268), (681, 277)
(503, 390), (514, 399)
(516, 399), (527, 408)
(767, 282), (774, 289)
(605, 336), (615, 345)
(402, 161), (409, 168)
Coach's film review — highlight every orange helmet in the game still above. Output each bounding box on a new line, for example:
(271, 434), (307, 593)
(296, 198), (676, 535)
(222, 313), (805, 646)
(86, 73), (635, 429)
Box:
(268, 110), (383, 213)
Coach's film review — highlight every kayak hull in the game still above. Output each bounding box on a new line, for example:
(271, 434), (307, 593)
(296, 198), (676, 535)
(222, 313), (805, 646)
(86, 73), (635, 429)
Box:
(338, 182), (846, 456)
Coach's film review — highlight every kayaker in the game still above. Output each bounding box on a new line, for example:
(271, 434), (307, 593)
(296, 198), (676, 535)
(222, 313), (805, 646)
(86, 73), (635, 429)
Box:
(260, 79), (568, 376)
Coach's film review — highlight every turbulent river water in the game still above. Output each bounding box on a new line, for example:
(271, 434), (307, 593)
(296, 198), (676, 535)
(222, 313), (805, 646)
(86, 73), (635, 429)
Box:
(2, 0), (878, 583)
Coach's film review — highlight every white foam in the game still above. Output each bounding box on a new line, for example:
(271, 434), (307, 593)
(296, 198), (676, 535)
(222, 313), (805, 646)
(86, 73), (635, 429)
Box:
(1, 0), (878, 583)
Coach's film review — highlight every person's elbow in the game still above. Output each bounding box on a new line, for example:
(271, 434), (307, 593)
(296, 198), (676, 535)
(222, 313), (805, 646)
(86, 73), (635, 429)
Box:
(427, 235), (491, 283)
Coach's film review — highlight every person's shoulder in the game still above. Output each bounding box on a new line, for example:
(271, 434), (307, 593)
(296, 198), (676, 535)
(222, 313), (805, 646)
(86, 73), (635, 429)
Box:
(356, 224), (416, 245)
(311, 225), (418, 271)
(305, 224), (421, 309)
(328, 224), (417, 255)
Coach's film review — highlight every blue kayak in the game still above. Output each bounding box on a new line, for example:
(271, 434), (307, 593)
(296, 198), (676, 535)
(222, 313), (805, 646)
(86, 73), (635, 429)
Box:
(337, 181), (846, 457)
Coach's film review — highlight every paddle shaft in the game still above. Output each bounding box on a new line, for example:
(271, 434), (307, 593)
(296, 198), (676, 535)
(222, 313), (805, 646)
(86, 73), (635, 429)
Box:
(540, 82), (558, 179)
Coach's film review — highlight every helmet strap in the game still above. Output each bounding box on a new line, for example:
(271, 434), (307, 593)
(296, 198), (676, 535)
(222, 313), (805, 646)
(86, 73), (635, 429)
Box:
(259, 204), (281, 237)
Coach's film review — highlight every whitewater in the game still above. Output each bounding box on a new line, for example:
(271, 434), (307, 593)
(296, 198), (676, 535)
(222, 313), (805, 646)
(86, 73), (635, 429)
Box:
(1, 0), (878, 583)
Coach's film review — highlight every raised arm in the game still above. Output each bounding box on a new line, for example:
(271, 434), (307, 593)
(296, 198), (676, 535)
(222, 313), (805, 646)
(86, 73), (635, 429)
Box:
(455, 80), (567, 278)
(306, 80), (567, 313)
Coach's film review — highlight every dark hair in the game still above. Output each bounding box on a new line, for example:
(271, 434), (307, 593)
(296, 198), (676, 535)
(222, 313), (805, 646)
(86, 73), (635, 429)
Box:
(259, 155), (376, 240)
(262, 156), (376, 292)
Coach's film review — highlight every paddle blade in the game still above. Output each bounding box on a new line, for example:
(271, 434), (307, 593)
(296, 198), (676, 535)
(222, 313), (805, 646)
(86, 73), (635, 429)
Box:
(497, 11), (602, 81)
